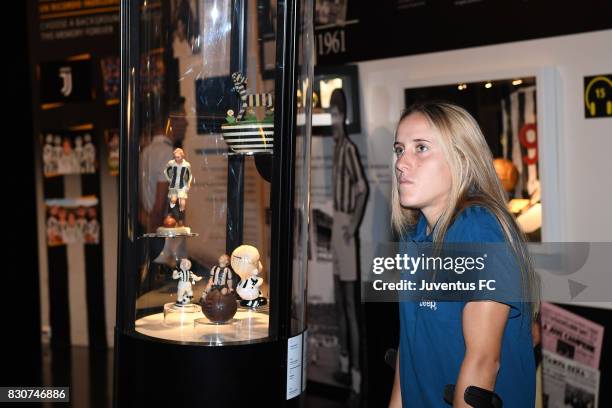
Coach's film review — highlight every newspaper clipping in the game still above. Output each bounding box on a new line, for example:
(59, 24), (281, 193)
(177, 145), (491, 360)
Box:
(542, 350), (600, 408)
(541, 302), (604, 368)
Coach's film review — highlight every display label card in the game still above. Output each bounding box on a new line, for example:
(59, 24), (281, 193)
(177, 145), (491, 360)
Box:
(286, 333), (304, 400)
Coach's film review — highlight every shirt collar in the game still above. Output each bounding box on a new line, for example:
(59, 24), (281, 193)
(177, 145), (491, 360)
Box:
(411, 212), (433, 243)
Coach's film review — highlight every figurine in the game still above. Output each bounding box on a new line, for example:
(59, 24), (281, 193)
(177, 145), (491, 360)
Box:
(231, 245), (267, 308)
(199, 254), (238, 323)
(172, 258), (202, 306)
(222, 73), (275, 155)
(231, 72), (274, 121)
(201, 254), (234, 300)
(163, 148), (193, 227)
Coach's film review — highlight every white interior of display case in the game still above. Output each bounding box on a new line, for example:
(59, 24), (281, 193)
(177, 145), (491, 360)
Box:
(135, 307), (269, 345)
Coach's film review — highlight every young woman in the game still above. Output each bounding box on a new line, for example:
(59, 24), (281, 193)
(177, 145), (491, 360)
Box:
(388, 102), (539, 407)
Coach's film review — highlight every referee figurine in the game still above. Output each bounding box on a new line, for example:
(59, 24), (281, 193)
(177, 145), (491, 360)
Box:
(330, 88), (368, 397)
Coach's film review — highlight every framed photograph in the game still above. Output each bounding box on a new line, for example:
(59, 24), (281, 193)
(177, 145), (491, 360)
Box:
(41, 129), (97, 177)
(45, 197), (100, 246)
(312, 64), (361, 135)
(100, 56), (120, 104)
(315, 0), (348, 26)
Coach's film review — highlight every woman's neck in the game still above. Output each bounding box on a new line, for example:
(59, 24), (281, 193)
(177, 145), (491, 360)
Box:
(421, 204), (446, 235)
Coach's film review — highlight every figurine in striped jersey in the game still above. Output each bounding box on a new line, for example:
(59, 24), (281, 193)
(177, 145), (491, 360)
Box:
(230, 72), (274, 121)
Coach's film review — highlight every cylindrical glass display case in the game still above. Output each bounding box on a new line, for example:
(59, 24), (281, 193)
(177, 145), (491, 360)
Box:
(114, 0), (313, 405)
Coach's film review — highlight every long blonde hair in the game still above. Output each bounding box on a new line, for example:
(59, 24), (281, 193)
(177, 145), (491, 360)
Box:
(391, 102), (540, 319)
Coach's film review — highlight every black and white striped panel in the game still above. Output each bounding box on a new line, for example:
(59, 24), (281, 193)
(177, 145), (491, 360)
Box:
(246, 93), (274, 108)
(38, 133), (108, 350)
(221, 123), (274, 154)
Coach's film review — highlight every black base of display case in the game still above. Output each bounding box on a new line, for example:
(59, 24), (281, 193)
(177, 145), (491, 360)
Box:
(113, 330), (303, 407)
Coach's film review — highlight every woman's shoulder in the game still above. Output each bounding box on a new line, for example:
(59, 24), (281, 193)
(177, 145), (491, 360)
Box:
(447, 205), (506, 243)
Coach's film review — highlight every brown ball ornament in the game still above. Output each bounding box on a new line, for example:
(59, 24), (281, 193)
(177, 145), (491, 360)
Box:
(493, 158), (519, 193)
(200, 289), (238, 323)
(163, 215), (177, 228)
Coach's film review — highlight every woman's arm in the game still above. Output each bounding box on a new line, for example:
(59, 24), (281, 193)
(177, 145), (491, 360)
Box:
(453, 301), (509, 407)
(389, 348), (402, 407)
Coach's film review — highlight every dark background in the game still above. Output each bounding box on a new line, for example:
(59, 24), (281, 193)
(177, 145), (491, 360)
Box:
(316, 0), (612, 66)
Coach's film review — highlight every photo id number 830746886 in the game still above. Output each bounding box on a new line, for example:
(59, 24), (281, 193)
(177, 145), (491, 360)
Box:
(1, 387), (69, 402)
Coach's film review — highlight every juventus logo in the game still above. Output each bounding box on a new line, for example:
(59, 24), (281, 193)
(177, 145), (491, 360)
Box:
(59, 67), (73, 97)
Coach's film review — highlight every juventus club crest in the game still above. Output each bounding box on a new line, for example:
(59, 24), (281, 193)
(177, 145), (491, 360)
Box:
(59, 67), (73, 97)
(39, 58), (93, 105)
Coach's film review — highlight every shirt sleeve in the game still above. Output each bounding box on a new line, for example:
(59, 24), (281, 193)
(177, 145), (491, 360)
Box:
(162, 160), (173, 183)
(451, 206), (526, 318)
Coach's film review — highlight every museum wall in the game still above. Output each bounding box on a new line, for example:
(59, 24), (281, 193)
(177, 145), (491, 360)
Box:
(352, 28), (612, 306)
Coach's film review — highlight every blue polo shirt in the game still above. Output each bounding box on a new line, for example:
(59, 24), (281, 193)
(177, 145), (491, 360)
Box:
(399, 206), (535, 407)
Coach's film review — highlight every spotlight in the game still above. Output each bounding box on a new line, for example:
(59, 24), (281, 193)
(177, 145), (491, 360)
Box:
(485, 82), (492, 89)
(512, 79), (523, 86)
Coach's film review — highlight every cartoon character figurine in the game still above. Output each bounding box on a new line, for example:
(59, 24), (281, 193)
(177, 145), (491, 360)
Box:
(231, 245), (267, 308)
(172, 258), (202, 306)
(163, 148), (193, 228)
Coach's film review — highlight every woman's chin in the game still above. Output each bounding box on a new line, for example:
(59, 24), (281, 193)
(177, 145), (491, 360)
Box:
(399, 198), (421, 209)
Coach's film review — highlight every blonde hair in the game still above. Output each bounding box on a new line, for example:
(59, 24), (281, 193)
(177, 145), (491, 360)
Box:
(173, 148), (185, 158)
(391, 102), (540, 319)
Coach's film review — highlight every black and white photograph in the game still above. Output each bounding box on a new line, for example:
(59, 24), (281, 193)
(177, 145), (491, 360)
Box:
(41, 130), (97, 177)
(45, 197), (100, 246)
(315, 0), (348, 26)
(564, 383), (596, 408)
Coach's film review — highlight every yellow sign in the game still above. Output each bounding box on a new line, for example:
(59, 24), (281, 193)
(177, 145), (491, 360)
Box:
(584, 75), (612, 118)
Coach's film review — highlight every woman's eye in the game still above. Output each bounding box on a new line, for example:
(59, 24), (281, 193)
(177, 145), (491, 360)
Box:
(416, 144), (429, 153)
(393, 145), (404, 156)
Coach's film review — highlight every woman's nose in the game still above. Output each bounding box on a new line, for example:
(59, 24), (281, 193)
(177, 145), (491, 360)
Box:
(396, 152), (413, 172)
